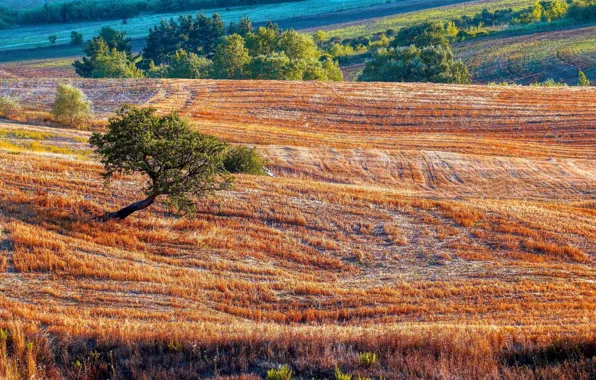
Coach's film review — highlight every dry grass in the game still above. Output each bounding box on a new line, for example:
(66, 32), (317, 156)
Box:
(0, 79), (595, 378)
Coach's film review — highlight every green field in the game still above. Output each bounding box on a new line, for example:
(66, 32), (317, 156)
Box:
(323, 0), (534, 38)
(0, 0), (393, 52)
(0, 0), (66, 10)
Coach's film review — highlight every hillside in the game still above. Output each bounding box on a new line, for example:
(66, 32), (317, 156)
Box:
(455, 25), (596, 84)
(1, 79), (596, 378)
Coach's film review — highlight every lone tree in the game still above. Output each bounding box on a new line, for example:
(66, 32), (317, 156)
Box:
(90, 106), (233, 221)
(52, 84), (92, 128)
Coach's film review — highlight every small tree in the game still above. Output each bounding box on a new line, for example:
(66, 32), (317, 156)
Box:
(48, 34), (57, 44)
(89, 107), (232, 221)
(70, 31), (84, 46)
(0, 96), (21, 119)
(52, 84), (92, 128)
(578, 71), (590, 86)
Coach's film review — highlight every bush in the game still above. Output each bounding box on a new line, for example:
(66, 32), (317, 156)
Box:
(266, 365), (292, 380)
(70, 31), (83, 46)
(223, 146), (266, 175)
(578, 71), (591, 86)
(51, 84), (92, 128)
(0, 96), (21, 119)
(48, 34), (57, 44)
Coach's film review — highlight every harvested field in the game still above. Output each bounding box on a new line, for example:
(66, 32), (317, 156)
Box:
(0, 79), (595, 378)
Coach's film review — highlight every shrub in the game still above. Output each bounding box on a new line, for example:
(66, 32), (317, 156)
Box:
(48, 34), (57, 44)
(359, 352), (377, 368)
(266, 365), (292, 380)
(51, 84), (92, 128)
(0, 96), (21, 119)
(70, 31), (83, 46)
(224, 145), (266, 175)
(578, 71), (590, 86)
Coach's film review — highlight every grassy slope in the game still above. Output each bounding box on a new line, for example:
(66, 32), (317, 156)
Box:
(1, 79), (596, 377)
(322, 0), (534, 38)
(455, 24), (596, 84)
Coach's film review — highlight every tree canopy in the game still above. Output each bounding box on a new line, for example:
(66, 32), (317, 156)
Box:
(89, 107), (266, 221)
(75, 15), (342, 82)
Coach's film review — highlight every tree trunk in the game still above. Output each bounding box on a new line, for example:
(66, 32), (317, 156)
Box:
(102, 194), (158, 221)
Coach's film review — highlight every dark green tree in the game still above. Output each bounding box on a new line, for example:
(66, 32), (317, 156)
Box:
(391, 22), (451, 49)
(98, 26), (132, 53)
(143, 13), (225, 65)
(89, 107), (232, 221)
(70, 31), (83, 45)
(359, 45), (471, 84)
(212, 34), (250, 79)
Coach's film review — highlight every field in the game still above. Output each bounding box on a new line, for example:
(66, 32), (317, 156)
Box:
(0, 0), (64, 10)
(0, 0), (400, 53)
(455, 25), (596, 84)
(319, 0), (534, 39)
(0, 58), (75, 78)
(1, 79), (596, 378)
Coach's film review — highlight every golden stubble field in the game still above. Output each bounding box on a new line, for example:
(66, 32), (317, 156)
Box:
(0, 79), (595, 378)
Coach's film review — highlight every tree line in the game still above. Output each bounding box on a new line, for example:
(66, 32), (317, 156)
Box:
(73, 14), (343, 81)
(0, 0), (302, 29)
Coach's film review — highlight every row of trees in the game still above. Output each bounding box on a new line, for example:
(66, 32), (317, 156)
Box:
(4, 0), (301, 26)
(74, 15), (342, 81)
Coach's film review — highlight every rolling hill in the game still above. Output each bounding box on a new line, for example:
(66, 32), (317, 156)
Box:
(1, 79), (596, 378)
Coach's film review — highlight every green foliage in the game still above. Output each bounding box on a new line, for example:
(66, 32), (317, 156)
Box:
(0, 6), (18, 30)
(578, 71), (591, 86)
(313, 30), (327, 46)
(98, 26), (132, 53)
(530, 78), (568, 86)
(360, 45), (471, 84)
(212, 34), (251, 79)
(391, 22), (452, 49)
(48, 34), (57, 44)
(89, 106), (231, 214)
(276, 29), (319, 60)
(358, 352), (377, 368)
(151, 49), (212, 79)
(70, 31), (84, 46)
(73, 28), (134, 78)
(335, 366), (352, 380)
(144, 13), (226, 65)
(74, 15), (340, 82)
(52, 84), (92, 128)
(0, 96), (21, 119)
(245, 26), (280, 56)
(228, 15), (254, 37)
(223, 146), (266, 175)
(266, 365), (292, 380)
(91, 46), (144, 78)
